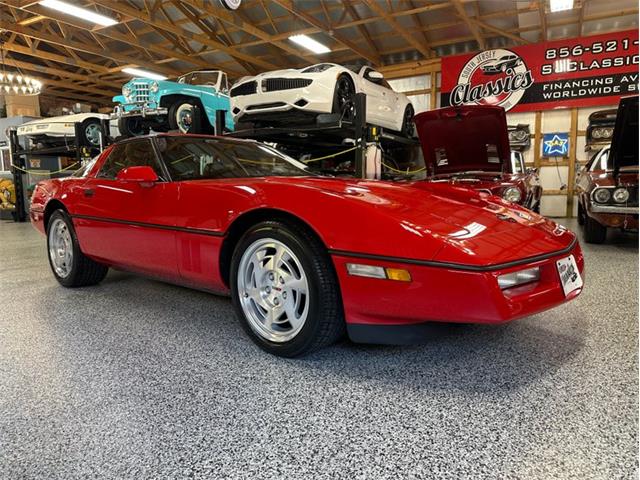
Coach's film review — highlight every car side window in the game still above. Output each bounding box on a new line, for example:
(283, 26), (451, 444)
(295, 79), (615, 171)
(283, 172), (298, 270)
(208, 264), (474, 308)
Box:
(96, 140), (164, 180)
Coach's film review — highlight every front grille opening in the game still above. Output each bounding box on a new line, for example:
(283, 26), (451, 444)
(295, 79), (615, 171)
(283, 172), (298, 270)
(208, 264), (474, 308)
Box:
(294, 99), (308, 107)
(262, 78), (312, 92)
(230, 81), (257, 97)
(246, 102), (286, 110)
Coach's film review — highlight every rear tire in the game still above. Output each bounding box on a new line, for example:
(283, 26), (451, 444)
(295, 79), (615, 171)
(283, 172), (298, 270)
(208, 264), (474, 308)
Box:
(47, 210), (108, 287)
(230, 220), (344, 357)
(80, 118), (104, 148)
(584, 214), (607, 244)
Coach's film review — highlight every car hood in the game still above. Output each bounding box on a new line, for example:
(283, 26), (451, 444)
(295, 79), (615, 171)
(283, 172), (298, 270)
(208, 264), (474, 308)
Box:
(229, 176), (575, 267)
(19, 113), (107, 127)
(610, 96), (639, 176)
(414, 105), (511, 176)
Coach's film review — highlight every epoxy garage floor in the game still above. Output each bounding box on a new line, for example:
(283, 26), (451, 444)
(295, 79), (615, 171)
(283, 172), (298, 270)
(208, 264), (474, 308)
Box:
(1, 219), (637, 479)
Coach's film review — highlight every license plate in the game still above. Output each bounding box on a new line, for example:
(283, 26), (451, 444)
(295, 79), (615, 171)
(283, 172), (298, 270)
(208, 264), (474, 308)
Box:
(556, 255), (582, 297)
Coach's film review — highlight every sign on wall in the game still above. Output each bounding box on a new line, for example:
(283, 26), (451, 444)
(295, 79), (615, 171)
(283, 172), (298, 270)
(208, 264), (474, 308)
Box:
(441, 29), (639, 112)
(542, 133), (570, 157)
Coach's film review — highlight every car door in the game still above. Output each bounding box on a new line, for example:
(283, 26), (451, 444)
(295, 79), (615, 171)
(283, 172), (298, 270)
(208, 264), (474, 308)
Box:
(72, 138), (180, 279)
(358, 67), (393, 127)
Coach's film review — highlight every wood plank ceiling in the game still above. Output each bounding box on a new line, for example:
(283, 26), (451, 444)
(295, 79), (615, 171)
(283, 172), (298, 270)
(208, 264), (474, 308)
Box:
(0, 0), (637, 106)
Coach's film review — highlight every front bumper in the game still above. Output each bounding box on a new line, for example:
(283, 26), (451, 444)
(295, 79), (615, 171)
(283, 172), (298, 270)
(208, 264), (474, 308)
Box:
(112, 102), (168, 119)
(332, 241), (584, 344)
(588, 204), (639, 229)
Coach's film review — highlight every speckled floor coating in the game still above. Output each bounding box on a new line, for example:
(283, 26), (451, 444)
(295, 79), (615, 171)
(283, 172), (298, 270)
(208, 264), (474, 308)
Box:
(0, 218), (637, 479)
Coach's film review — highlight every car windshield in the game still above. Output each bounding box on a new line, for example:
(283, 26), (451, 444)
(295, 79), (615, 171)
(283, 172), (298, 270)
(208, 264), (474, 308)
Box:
(186, 72), (220, 86)
(510, 151), (525, 173)
(589, 147), (612, 171)
(156, 137), (312, 180)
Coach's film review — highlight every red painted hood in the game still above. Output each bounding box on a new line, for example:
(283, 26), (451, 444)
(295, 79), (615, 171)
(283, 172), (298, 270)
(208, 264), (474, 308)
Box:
(414, 105), (512, 176)
(248, 177), (575, 267)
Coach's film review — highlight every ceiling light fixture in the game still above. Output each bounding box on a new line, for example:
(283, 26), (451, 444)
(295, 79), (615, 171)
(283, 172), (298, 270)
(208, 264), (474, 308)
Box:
(289, 34), (331, 54)
(39, 0), (118, 26)
(0, 39), (42, 96)
(122, 67), (168, 81)
(549, 0), (574, 12)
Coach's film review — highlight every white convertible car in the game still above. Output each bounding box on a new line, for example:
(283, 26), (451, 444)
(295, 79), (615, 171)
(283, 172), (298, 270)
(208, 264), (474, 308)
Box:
(17, 113), (119, 148)
(229, 63), (414, 136)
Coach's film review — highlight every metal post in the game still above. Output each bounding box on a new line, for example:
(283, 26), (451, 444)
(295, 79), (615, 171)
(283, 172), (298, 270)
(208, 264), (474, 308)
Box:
(354, 92), (367, 179)
(9, 129), (27, 222)
(215, 110), (226, 135)
(192, 104), (203, 134)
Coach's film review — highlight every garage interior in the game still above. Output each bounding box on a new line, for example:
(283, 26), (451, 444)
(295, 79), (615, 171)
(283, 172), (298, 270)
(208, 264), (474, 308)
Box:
(0, 0), (638, 478)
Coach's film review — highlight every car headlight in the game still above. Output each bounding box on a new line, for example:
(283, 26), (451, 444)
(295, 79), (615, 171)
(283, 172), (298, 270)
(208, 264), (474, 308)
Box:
(602, 127), (613, 138)
(301, 63), (332, 73)
(498, 267), (540, 290)
(149, 81), (159, 93)
(509, 130), (528, 142)
(612, 187), (629, 203)
(122, 85), (132, 96)
(593, 188), (611, 203)
(503, 186), (522, 203)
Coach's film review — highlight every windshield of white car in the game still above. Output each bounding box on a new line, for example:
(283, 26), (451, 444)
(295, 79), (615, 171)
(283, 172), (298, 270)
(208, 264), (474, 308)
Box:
(156, 137), (312, 180)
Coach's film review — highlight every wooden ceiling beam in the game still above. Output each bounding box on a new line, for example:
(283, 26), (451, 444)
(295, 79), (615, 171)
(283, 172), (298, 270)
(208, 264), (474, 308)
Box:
(452, 0), (485, 50)
(98, 2), (279, 72)
(362, 0), (433, 59)
(539, 0), (548, 41)
(0, 20), (181, 77)
(270, 0), (381, 65)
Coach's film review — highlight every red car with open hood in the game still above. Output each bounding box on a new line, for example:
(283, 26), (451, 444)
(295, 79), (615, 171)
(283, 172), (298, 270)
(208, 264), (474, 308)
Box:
(576, 96), (638, 243)
(30, 133), (583, 357)
(415, 105), (542, 212)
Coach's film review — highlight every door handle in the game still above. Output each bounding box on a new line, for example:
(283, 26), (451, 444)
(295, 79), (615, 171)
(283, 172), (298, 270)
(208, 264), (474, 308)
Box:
(83, 188), (94, 197)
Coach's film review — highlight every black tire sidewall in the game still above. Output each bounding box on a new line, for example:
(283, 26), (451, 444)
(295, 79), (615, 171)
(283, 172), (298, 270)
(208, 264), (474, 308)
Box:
(230, 223), (329, 357)
(332, 75), (355, 121)
(46, 210), (82, 287)
(402, 105), (414, 137)
(80, 119), (103, 148)
(168, 100), (198, 134)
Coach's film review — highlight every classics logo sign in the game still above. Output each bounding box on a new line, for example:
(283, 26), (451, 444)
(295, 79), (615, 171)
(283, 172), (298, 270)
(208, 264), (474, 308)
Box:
(450, 49), (534, 112)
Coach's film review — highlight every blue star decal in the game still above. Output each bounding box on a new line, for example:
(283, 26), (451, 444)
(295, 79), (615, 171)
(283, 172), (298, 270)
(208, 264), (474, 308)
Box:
(544, 134), (569, 156)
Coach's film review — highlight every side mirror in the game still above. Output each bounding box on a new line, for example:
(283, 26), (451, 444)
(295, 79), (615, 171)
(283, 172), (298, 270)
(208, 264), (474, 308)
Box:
(368, 70), (384, 80)
(116, 166), (159, 185)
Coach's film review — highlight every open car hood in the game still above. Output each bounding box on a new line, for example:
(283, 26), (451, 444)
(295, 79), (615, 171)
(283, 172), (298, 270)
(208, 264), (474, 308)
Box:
(414, 105), (511, 176)
(610, 96), (639, 176)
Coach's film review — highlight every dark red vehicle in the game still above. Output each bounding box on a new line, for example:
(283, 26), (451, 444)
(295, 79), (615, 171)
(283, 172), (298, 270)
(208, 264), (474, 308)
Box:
(415, 105), (542, 212)
(576, 96), (638, 243)
(30, 133), (583, 357)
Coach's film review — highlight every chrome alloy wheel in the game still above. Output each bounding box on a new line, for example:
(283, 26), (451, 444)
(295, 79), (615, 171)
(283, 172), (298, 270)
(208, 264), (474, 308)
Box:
(84, 123), (101, 146)
(48, 218), (73, 278)
(237, 238), (310, 343)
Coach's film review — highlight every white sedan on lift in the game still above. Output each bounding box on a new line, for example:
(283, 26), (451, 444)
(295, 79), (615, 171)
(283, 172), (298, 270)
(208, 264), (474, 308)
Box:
(229, 63), (415, 137)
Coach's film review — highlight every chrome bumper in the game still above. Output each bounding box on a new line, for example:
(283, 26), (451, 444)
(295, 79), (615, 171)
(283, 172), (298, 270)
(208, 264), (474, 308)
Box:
(590, 204), (639, 214)
(112, 102), (168, 119)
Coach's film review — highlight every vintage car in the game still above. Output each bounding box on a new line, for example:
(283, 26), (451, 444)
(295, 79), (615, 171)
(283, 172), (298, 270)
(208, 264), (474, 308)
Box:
(30, 133), (584, 357)
(508, 124), (531, 150)
(576, 96), (638, 243)
(415, 105), (542, 212)
(585, 108), (617, 152)
(481, 55), (522, 75)
(112, 70), (234, 136)
(229, 63), (415, 137)
(16, 113), (118, 148)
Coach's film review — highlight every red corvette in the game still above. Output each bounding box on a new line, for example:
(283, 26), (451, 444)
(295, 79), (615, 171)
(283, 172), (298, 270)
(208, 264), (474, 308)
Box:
(30, 133), (584, 356)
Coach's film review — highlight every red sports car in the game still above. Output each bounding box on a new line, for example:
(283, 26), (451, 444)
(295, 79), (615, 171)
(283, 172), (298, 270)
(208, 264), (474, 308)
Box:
(415, 105), (542, 212)
(30, 133), (584, 357)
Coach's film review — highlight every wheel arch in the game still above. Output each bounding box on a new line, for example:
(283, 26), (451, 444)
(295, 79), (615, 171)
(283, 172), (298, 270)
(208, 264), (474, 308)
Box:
(219, 207), (329, 288)
(43, 199), (68, 231)
(161, 94), (212, 131)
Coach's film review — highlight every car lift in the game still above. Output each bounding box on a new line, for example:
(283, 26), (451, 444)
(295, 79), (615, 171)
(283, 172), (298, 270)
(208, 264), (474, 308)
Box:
(8, 118), (113, 222)
(224, 93), (421, 180)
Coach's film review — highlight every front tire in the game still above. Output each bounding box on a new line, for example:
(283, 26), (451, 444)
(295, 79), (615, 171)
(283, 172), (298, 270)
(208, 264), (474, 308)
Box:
(584, 214), (607, 244)
(332, 75), (356, 123)
(577, 202), (585, 225)
(168, 100), (202, 134)
(117, 116), (149, 138)
(47, 210), (108, 287)
(230, 220), (344, 357)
